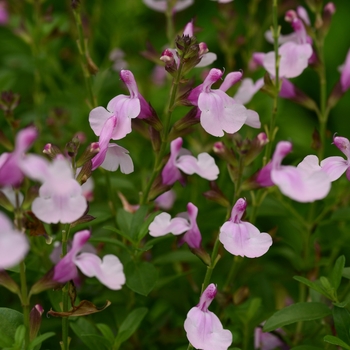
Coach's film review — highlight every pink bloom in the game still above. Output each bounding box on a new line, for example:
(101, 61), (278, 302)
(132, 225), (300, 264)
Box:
(89, 70), (152, 140)
(254, 326), (288, 350)
(91, 116), (133, 173)
(219, 198), (272, 258)
(0, 126), (37, 187)
(321, 136), (350, 181)
(184, 283), (232, 350)
(142, 0), (193, 12)
(162, 137), (219, 185)
(296, 6), (311, 26)
(188, 69), (248, 137)
(53, 230), (125, 290)
(232, 78), (264, 105)
(0, 211), (29, 269)
(257, 141), (331, 202)
(154, 189), (176, 210)
(149, 202), (202, 249)
(0, 1), (8, 25)
(20, 156), (87, 224)
(338, 49), (350, 93)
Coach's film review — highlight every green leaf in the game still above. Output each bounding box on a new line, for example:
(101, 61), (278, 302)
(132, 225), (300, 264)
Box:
(324, 335), (350, 349)
(263, 302), (331, 332)
(116, 209), (133, 240)
(96, 323), (114, 345)
(293, 276), (328, 297)
(333, 306), (350, 345)
(125, 261), (158, 296)
(330, 256), (346, 290)
(70, 318), (99, 350)
(137, 210), (160, 242)
(129, 205), (148, 241)
(153, 250), (198, 265)
(114, 307), (148, 349)
(89, 236), (129, 251)
(81, 335), (111, 350)
(14, 324), (25, 348)
(343, 267), (350, 280)
(0, 308), (23, 347)
(28, 332), (55, 350)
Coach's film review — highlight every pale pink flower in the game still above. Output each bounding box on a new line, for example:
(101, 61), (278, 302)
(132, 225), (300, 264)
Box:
(53, 230), (125, 290)
(321, 136), (350, 181)
(184, 283), (232, 350)
(232, 78), (264, 105)
(143, 0), (193, 12)
(149, 202), (201, 249)
(257, 141), (331, 202)
(219, 198), (272, 258)
(161, 137), (219, 185)
(0, 211), (29, 269)
(154, 189), (176, 210)
(187, 69), (248, 137)
(0, 126), (37, 187)
(254, 326), (288, 350)
(338, 49), (350, 93)
(20, 156), (87, 224)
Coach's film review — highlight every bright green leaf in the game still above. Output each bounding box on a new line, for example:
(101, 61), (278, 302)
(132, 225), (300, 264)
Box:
(28, 332), (55, 350)
(129, 205), (148, 241)
(125, 261), (158, 296)
(114, 307), (148, 349)
(96, 323), (114, 345)
(324, 335), (350, 349)
(263, 302), (331, 332)
(293, 276), (328, 297)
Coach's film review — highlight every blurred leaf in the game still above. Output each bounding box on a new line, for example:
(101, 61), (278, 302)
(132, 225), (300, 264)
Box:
(0, 308), (23, 347)
(125, 261), (158, 296)
(81, 335), (111, 350)
(70, 318), (99, 350)
(330, 255), (345, 291)
(324, 335), (350, 349)
(153, 250), (198, 265)
(14, 324), (25, 348)
(263, 302), (331, 332)
(89, 236), (129, 251)
(116, 209), (133, 241)
(291, 346), (324, 350)
(293, 276), (328, 298)
(129, 205), (148, 241)
(333, 306), (350, 345)
(137, 209), (161, 242)
(28, 332), (55, 350)
(96, 323), (114, 345)
(343, 267), (350, 280)
(113, 307), (148, 349)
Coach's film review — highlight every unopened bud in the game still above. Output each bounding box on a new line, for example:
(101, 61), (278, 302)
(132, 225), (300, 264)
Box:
(29, 269), (62, 297)
(76, 142), (100, 168)
(43, 143), (62, 159)
(0, 91), (20, 117)
(65, 136), (80, 158)
(198, 42), (209, 56)
(244, 132), (269, 166)
(203, 181), (230, 208)
(213, 141), (237, 166)
(76, 160), (92, 185)
(160, 49), (175, 64)
(30, 304), (44, 341)
(285, 10), (297, 23)
(0, 270), (20, 295)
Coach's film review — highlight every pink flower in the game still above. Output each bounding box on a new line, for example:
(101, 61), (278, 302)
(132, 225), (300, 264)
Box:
(142, 0), (193, 12)
(184, 283), (232, 350)
(20, 156), (87, 224)
(162, 137), (219, 185)
(53, 230), (125, 290)
(149, 202), (202, 249)
(257, 141), (331, 202)
(0, 126), (38, 187)
(91, 115), (133, 173)
(154, 189), (176, 210)
(0, 1), (8, 25)
(187, 69), (248, 137)
(89, 70), (152, 140)
(0, 211), (29, 269)
(338, 49), (350, 93)
(233, 78), (264, 105)
(254, 326), (287, 350)
(219, 198), (272, 258)
(321, 136), (350, 181)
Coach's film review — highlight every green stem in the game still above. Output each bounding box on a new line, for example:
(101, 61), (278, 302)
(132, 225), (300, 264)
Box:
(72, 7), (97, 109)
(140, 57), (185, 205)
(15, 191), (30, 347)
(61, 225), (71, 350)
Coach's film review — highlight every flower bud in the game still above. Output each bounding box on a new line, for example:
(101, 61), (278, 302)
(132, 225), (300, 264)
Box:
(65, 135), (80, 158)
(0, 270), (20, 295)
(29, 304), (44, 341)
(29, 268), (63, 296)
(244, 132), (269, 166)
(203, 181), (230, 207)
(43, 143), (62, 159)
(0, 91), (20, 118)
(76, 160), (92, 185)
(213, 141), (237, 166)
(76, 142), (100, 168)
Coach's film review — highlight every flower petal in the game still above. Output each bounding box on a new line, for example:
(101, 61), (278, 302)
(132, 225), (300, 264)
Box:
(320, 156), (348, 182)
(89, 106), (114, 137)
(149, 212), (190, 237)
(100, 143), (134, 174)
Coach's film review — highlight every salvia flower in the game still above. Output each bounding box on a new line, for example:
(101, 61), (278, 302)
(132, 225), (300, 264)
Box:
(89, 70), (153, 141)
(254, 325), (288, 350)
(162, 137), (219, 185)
(338, 49), (350, 93)
(257, 141), (331, 202)
(0, 211), (29, 269)
(184, 283), (232, 350)
(53, 230), (125, 290)
(20, 156), (87, 224)
(143, 0), (193, 12)
(219, 198), (272, 258)
(187, 68), (249, 137)
(321, 136), (350, 181)
(0, 126), (37, 187)
(149, 202), (202, 249)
